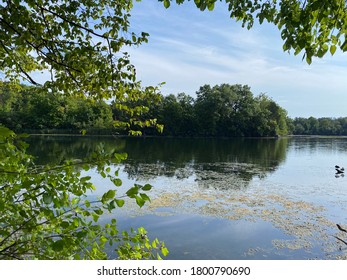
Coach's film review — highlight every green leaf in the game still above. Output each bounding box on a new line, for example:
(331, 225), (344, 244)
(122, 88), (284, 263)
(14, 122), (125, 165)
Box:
(92, 213), (99, 222)
(82, 164), (90, 171)
(135, 196), (145, 208)
(163, 0), (170, 8)
(142, 184), (152, 191)
(100, 236), (108, 244)
(140, 193), (150, 202)
(108, 200), (116, 211)
(94, 209), (103, 215)
(115, 199), (125, 207)
(52, 240), (65, 252)
(330, 45), (337, 55)
(112, 178), (122, 187)
(341, 40), (347, 51)
(199, 2), (207, 10)
(103, 189), (116, 200)
(19, 210), (28, 218)
(207, 2), (215, 11)
(42, 193), (53, 204)
(126, 186), (139, 198)
(61, 221), (70, 229)
(76, 231), (88, 239)
(0, 126), (15, 139)
(161, 246), (169, 256)
(114, 153), (127, 162)
(73, 218), (79, 227)
(85, 200), (91, 207)
(81, 176), (91, 183)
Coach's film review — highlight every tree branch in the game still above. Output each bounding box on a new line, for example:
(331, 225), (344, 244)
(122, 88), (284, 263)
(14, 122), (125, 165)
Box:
(0, 40), (40, 85)
(334, 236), (347, 246)
(35, 3), (110, 41)
(337, 224), (347, 233)
(0, 16), (82, 76)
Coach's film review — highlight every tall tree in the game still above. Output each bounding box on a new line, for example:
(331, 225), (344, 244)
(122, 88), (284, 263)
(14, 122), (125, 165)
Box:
(195, 84), (221, 136)
(158, 93), (197, 136)
(195, 84), (260, 136)
(254, 94), (289, 136)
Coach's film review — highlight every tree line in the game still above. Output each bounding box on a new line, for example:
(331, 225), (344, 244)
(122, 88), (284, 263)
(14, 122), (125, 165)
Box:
(290, 117), (347, 136)
(1, 82), (347, 137)
(0, 83), (114, 133)
(1, 83), (288, 136)
(136, 84), (289, 137)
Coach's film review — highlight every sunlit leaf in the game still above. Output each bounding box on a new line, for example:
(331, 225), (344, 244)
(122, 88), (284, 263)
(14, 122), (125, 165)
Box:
(115, 199), (125, 207)
(163, 0), (170, 8)
(161, 246), (169, 256)
(330, 45), (337, 55)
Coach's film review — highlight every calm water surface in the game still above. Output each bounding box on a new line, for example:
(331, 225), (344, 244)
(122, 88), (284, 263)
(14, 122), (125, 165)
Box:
(26, 136), (347, 259)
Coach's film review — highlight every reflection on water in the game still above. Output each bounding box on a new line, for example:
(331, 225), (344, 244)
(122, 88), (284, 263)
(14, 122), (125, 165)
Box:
(27, 136), (288, 188)
(26, 136), (347, 259)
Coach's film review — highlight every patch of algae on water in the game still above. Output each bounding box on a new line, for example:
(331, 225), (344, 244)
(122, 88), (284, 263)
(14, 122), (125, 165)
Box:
(147, 193), (181, 209)
(122, 157), (346, 259)
(272, 239), (312, 250)
(141, 184), (347, 258)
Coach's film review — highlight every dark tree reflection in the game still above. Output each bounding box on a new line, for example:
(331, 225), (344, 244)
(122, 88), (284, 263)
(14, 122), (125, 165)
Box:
(27, 136), (289, 189)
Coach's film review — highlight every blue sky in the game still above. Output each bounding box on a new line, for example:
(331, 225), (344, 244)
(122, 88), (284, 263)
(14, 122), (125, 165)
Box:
(126, 1), (347, 118)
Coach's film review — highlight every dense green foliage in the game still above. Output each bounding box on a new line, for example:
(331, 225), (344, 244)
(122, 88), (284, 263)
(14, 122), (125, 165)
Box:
(160, 0), (347, 64)
(4, 82), (347, 138)
(0, 0), (165, 260)
(1, 0), (143, 94)
(1, 82), (289, 137)
(291, 116), (347, 136)
(151, 84), (289, 137)
(0, 0), (163, 133)
(0, 126), (168, 259)
(0, 82), (113, 132)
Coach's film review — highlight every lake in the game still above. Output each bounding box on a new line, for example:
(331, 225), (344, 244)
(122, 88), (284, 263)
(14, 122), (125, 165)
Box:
(26, 135), (347, 260)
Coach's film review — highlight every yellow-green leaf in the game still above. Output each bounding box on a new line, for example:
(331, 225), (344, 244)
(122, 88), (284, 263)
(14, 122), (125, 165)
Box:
(330, 45), (337, 55)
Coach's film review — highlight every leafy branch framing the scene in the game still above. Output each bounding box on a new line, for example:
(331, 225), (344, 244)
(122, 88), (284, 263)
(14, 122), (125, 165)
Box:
(0, 0), (165, 260)
(0, 126), (168, 259)
(1, 1), (142, 93)
(159, 0), (347, 64)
